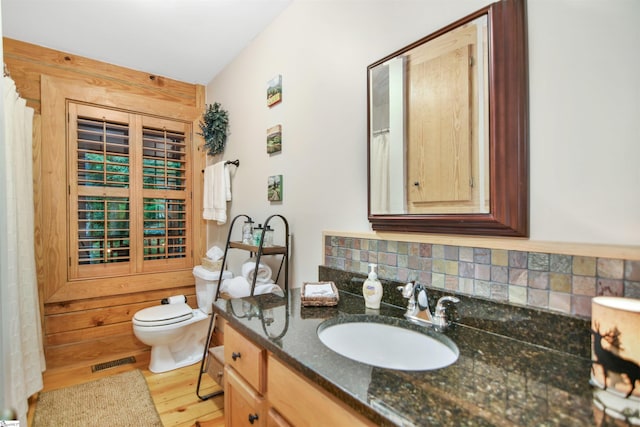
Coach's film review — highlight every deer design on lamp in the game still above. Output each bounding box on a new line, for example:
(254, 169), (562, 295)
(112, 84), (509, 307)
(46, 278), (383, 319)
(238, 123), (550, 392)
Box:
(591, 322), (640, 399)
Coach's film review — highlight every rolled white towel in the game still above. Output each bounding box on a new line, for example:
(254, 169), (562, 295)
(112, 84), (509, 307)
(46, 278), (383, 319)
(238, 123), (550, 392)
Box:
(220, 277), (251, 298)
(241, 260), (273, 283)
(220, 277), (283, 298)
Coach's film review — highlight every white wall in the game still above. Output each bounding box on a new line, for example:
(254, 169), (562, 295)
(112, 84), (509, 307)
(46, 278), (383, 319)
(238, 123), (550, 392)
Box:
(206, 0), (640, 286)
(528, 0), (640, 244)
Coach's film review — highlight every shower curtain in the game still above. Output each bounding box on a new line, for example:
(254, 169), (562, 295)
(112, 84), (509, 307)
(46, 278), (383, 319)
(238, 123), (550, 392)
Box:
(2, 74), (45, 424)
(370, 131), (390, 213)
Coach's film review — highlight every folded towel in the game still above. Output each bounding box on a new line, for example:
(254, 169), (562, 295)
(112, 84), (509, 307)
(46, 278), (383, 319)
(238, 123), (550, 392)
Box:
(206, 245), (224, 261)
(241, 260), (273, 284)
(254, 283), (284, 297)
(220, 276), (283, 298)
(304, 283), (336, 298)
(203, 162), (231, 224)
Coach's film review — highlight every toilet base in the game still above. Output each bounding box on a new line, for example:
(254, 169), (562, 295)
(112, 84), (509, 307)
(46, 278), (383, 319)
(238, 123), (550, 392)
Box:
(142, 311), (209, 373)
(149, 344), (204, 373)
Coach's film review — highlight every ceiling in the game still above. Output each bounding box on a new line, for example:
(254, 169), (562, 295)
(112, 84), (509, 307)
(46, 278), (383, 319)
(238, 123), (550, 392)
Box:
(1, 0), (292, 85)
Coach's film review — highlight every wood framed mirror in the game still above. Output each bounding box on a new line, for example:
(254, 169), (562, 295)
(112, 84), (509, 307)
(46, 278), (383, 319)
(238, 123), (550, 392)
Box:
(367, 0), (528, 237)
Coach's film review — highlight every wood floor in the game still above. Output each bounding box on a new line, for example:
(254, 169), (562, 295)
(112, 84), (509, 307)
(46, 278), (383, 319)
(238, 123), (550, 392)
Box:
(27, 351), (225, 427)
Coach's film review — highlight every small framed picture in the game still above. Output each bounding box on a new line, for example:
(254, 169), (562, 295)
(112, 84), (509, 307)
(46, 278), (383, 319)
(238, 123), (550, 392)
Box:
(267, 125), (282, 154)
(267, 75), (282, 107)
(268, 175), (283, 202)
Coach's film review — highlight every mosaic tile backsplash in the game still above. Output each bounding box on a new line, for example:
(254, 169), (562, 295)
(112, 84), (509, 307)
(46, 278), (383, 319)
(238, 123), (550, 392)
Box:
(324, 235), (640, 319)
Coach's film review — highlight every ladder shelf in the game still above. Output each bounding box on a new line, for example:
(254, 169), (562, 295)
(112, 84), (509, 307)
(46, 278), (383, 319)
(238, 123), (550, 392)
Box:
(196, 213), (290, 400)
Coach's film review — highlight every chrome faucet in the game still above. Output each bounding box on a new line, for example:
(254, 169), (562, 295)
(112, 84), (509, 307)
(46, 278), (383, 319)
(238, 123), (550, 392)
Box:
(396, 282), (460, 329)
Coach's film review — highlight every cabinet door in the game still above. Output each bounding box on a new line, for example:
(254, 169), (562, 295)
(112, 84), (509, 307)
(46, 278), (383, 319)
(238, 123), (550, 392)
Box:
(405, 23), (485, 215)
(267, 355), (375, 427)
(225, 366), (265, 427)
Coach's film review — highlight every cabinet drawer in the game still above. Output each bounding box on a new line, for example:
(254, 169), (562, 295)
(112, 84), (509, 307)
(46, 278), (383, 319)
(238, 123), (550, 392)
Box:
(225, 365), (265, 427)
(225, 324), (266, 393)
(267, 355), (375, 427)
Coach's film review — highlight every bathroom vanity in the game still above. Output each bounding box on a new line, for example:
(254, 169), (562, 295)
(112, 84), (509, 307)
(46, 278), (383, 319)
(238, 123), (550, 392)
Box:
(212, 278), (608, 426)
(223, 320), (375, 426)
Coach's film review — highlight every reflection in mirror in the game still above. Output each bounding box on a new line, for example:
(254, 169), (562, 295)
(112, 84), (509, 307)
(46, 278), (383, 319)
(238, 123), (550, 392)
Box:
(227, 294), (289, 342)
(370, 15), (489, 215)
(367, 0), (528, 237)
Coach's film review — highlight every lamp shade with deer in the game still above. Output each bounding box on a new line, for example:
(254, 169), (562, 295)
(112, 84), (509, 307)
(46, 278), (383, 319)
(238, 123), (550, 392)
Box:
(591, 296), (640, 424)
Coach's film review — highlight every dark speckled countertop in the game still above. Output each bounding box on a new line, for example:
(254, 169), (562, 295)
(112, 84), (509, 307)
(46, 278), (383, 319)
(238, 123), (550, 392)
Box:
(212, 268), (621, 426)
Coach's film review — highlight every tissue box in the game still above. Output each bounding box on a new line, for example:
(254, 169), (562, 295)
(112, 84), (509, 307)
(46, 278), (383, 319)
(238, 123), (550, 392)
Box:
(201, 257), (223, 271)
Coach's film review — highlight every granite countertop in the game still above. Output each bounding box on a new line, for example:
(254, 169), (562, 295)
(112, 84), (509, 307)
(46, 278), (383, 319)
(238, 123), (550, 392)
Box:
(211, 284), (621, 427)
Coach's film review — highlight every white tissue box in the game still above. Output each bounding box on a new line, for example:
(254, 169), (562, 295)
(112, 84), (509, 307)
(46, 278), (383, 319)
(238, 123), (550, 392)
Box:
(202, 257), (223, 271)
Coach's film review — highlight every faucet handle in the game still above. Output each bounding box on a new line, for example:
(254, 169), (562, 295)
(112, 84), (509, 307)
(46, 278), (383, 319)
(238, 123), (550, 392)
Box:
(434, 296), (460, 328)
(397, 282), (415, 299)
(435, 296), (460, 313)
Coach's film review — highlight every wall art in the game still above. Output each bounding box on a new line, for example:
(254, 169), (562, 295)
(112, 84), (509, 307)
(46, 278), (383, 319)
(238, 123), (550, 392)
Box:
(268, 175), (283, 202)
(267, 75), (282, 107)
(267, 124), (282, 154)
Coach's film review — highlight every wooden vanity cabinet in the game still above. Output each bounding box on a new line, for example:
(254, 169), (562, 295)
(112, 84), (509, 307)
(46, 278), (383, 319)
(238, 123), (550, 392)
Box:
(223, 323), (375, 427)
(267, 355), (375, 427)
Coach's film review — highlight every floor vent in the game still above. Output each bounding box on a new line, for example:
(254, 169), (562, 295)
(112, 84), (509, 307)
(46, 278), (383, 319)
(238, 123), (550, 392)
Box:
(91, 356), (136, 373)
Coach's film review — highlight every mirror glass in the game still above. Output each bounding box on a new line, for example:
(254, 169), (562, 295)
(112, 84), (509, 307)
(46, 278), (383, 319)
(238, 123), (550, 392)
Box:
(370, 15), (488, 216)
(367, 0), (528, 237)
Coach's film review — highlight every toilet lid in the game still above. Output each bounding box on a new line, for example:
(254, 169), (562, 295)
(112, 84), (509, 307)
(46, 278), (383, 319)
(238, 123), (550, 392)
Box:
(134, 303), (193, 327)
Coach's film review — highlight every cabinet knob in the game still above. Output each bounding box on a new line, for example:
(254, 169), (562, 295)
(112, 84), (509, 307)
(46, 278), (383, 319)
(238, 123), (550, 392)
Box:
(414, 181), (420, 186)
(231, 352), (241, 361)
(248, 413), (259, 424)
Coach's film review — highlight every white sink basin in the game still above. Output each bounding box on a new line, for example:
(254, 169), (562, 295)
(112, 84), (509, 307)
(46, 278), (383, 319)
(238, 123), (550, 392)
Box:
(317, 316), (458, 371)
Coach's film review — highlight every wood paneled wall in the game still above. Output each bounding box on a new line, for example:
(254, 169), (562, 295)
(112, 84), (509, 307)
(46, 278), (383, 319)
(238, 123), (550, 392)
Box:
(3, 37), (208, 371)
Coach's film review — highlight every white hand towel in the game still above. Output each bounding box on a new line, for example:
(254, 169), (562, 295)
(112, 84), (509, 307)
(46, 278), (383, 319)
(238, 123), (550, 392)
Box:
(304, 283), (335, 298)
(225, 162), (232, 201)
(241, 260), (273, 284)
(254, 283), (284, 297)
(203, 161), (231, 224)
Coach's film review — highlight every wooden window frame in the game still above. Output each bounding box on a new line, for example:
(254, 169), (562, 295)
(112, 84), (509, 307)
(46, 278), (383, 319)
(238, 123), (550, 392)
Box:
(68, 104), (192, 279)
(41, 75), (205, 303)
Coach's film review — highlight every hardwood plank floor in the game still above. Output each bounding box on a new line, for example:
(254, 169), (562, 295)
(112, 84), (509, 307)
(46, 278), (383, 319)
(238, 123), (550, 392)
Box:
(27, 351), (225, 427)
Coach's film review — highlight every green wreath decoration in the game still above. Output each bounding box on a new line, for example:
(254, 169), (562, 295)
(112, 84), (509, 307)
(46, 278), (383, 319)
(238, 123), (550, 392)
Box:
(198, 102), (229, 156)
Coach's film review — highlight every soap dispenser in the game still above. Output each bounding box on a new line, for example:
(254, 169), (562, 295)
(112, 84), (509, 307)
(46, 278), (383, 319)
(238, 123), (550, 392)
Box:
(362, 263), (383, 309)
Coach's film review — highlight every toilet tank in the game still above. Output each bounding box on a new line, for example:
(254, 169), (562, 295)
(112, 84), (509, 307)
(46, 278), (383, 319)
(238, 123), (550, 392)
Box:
(193, 266), (232, 314)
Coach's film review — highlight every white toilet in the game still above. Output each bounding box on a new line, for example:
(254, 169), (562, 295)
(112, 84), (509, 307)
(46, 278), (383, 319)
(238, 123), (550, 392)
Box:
(132, 267), (232, 373)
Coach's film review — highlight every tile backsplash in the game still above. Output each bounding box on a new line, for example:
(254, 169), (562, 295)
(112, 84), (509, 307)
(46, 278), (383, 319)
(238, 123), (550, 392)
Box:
(324, 235), (640, 319)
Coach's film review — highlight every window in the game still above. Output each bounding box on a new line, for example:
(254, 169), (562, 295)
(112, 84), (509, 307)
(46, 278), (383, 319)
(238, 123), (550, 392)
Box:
(68, 103), (192, 279)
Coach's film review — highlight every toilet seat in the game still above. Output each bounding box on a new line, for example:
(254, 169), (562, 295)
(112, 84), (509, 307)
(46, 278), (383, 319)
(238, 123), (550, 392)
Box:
(133, 302), (194, 327)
